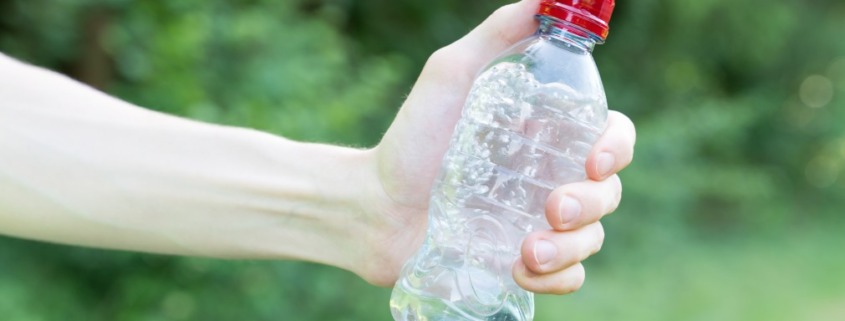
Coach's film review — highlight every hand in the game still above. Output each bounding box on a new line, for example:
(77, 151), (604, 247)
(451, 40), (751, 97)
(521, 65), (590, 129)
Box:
(355, 0), (636, 293)
(512, 110), (634, 294)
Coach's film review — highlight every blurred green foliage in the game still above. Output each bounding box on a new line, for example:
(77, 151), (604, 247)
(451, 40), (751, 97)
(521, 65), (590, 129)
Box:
(1, 0), (844, 320)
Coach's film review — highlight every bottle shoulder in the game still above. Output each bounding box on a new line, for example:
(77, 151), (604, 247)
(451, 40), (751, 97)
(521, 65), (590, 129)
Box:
(480, 36), (606, 102)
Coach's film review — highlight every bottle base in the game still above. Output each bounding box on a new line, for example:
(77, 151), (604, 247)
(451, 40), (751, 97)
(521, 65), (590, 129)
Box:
(390, 280), (528, 321)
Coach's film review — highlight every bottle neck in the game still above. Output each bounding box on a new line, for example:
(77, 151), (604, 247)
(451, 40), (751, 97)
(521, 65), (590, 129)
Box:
(536, 15), (600, 53)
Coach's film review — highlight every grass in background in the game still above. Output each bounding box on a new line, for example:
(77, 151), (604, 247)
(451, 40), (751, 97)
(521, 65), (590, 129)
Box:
(536, 221), (845, 321)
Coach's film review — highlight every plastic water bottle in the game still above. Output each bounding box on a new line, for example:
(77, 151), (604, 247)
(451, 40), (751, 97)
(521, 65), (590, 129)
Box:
(390, 1), (615, 320)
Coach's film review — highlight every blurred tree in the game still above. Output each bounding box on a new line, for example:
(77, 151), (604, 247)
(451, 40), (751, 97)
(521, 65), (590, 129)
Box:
(0, 0), (843, 320)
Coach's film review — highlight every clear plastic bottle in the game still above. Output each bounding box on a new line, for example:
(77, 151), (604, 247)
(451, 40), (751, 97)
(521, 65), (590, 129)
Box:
(390, 1), (615, 320)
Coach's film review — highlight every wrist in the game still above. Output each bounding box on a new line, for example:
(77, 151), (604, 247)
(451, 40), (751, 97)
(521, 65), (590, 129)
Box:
(301, 143), (382, 274)
(248, 135), (399, 285)
(248, 133), (379, 269)
(345, 145), (431, 287)
(340, 146), (402, 285)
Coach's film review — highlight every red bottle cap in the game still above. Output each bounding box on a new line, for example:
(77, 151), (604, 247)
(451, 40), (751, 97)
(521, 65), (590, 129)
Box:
(538, 0), (615, 41)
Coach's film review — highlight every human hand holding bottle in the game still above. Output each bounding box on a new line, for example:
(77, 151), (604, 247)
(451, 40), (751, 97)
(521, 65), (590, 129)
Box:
(361, 0), (635, 296)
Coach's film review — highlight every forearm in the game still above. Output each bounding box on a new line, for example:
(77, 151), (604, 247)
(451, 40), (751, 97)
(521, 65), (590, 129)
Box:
(0, 53), (377, 270)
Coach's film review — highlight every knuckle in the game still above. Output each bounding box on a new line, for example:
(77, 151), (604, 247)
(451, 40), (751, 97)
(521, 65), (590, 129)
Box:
(622, 145), (635, 167)
(425, 47), (453, 71)
(559, 266), (586, 294)
(623, 132), (637, 164)
(490, 4), (515, 21)
(606, 175), (623, 214)
(578, 223), (604, 260)
(611, 110), (636, 136)
(425, 45), (472, 80)
(609, 111), (637, 166)
(593, 224), (606, 254)
(611, 173), (623, 190)
(623, 115), (638, 144)
(568, 278), (586, 294)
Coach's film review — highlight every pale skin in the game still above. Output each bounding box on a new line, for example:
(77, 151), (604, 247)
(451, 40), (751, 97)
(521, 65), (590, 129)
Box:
(0, 0), (635, 296)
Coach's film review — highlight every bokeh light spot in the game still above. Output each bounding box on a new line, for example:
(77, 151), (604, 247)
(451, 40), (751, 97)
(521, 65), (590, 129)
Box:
(799, 75), (834, 108)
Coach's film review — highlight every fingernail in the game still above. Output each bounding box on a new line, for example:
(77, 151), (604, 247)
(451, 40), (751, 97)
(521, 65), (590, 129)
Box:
(596, 152), (615, 178)
(534, 240), (557, 266)
(558, 196), (581, 226)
